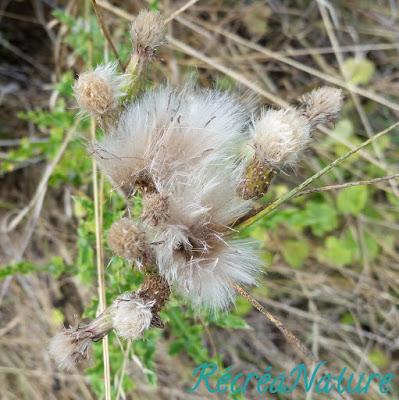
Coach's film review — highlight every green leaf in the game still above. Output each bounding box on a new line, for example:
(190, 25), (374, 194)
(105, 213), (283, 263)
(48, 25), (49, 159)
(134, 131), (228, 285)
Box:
(304, 201), (339, 237)
(213, 314), (250, 330)
(337, 186), (368, 215)
(343, 57), (375, 85)
(281, 239), (309, 268)
(318, 235), (356, 266)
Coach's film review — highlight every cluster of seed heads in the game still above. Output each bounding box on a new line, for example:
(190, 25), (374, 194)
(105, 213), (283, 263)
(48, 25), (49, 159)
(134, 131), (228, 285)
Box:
(50, 9), (343, 370)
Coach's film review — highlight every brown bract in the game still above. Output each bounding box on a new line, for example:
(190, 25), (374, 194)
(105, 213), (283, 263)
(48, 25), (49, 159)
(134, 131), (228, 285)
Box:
(108, 218), (151, 264)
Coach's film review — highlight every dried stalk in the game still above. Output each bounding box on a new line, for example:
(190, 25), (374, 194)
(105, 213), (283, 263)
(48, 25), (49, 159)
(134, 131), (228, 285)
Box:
(295, 174), (399, 197)
(87, 1), (111, 396)
(91, 0), (123, 70)
(234, 283), (316, 363)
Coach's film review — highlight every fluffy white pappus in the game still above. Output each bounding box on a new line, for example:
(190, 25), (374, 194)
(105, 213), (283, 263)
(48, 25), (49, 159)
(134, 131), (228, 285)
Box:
(155, 232), (260, 311)
(147, 165), (260, 311)
(300, 86), (343, 128)
(74, 62), (127, 115)
(93, 85), (250, 194)
(112, 294), (153, 340)
(49, 331), (91, 370)
(252, 108), (311, 167)
(131, 10), (166, 57)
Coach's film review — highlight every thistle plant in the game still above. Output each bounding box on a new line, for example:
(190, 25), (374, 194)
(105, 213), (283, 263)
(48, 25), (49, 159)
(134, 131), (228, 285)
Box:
(50, 9), (343, 370)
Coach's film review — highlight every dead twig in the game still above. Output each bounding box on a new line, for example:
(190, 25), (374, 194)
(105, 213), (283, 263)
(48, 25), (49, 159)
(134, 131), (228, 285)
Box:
(234, 283), (316, 363)
(91, 0), (123, 70)
(295, 174), (399, 197)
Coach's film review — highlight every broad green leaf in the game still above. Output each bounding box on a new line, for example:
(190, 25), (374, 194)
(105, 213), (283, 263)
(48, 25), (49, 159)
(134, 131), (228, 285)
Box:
(304, 201), (339, 237)
(337, 186), (368, 215)
(343, 57), (375, 85)
(318, 235), (355, 266)
(282, 239), (309, 268)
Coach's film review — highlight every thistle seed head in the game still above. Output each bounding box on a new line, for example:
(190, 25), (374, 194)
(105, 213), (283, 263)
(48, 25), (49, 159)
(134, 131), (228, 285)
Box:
(130, 10), (167, 58)
(108, 218), (150, 266)
(252, 108), (311, 167)
(142, 193), (170, 226)
(49, 311), (113, 370)
(94, 85), (249, 197)
(300, 86), (343, 128)
(74, 63), (126, 116)
(49, 331), (89, 370)
(112, 293), (153, 340)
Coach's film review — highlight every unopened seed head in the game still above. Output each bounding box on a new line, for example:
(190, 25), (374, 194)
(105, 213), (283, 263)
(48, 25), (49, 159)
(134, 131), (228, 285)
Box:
(112, 294), (153, 340)
(49, 330), (91, 370)
(130, 10), (166, 57)
(74, 63), (126, 115)
(108, 218), (150, 265)
(300, 86), (343, 128)
(142, 193), (169, 226)
(252, 108), (311, 167)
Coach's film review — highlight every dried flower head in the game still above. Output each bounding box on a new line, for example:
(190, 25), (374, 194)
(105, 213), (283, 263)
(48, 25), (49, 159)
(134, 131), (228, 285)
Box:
(93, 85), (249, 195)
(142, 193), (169, 226)
(108, 218), (150, 266)
(252, 108), (311, 167)
(130, 10), (166, 58)
(49, 312), (113, 370)
(138, 274), (170, 313)
(74, 63), (126, 116)
(49, 331), (89, 370)
(112, 293), (153, 340)
(300, 87), (343, 128)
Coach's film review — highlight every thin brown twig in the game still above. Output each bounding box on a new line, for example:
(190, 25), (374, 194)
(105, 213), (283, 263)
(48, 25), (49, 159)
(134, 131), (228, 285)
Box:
(165, 0), (200, 23)
(234, 283), (316, 363)
(91, 0), (123, 70)
(295, 174), (399, 197)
